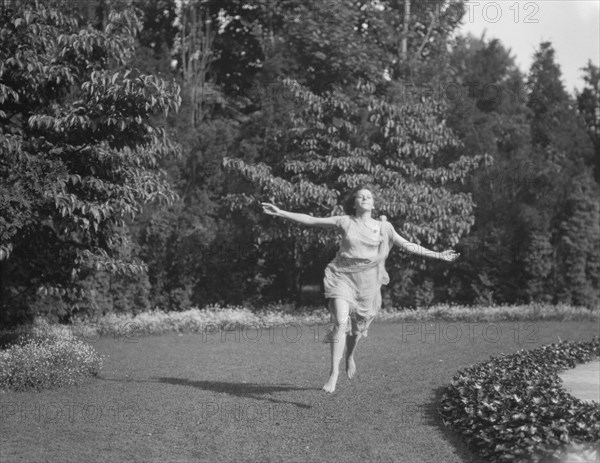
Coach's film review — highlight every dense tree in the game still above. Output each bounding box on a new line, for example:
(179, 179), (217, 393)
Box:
(577, 61), (600, 181)
(0, 1), (181, 324)
(442, 34), (534, 304)
(441, 36), (600, 309)
(211, 0), (477, 306)
(527, 43), (594, 168)
(554, 172), (600, 306)
(125, 0), (477, 307)
(133, 0), (178, 58)
(4, 0), (595, 315)
(131, 8), (599, 309)
(520, 42), (598, 306)
(223, 78), (487, 301)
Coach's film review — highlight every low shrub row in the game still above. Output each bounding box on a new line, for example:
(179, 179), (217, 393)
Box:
(66, 303), (598, 338)
(439, 337), (600, 462)
(377, 303), (599, 322)
(69, 304), (331, 337)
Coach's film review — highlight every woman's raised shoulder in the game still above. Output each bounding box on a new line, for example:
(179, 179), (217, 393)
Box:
(379, 215), (395, 233)
(335, 215), (352, 229)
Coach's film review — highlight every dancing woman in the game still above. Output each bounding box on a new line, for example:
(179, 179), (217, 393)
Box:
(261, 185), (459, 393)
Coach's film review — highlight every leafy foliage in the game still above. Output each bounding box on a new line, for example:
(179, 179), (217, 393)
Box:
(440, 338), (600, 462)
(0, 1), (181, 324)
(2, 0), (598, 315)
(223, 78), (487, 297)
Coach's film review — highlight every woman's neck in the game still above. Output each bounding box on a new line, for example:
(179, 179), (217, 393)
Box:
(355, 211), (372, 222)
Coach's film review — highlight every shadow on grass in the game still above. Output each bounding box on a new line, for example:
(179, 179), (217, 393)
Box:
(427, 386), (484, 463)
(102, 376), (320, 409)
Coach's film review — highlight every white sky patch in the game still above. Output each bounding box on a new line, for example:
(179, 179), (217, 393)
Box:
(573, 0), (600, 22)
(457, 1), (600, 94)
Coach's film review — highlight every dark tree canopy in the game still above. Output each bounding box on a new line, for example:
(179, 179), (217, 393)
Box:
(0, 1), (181, 323)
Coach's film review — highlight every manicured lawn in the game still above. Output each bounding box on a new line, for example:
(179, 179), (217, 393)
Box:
(1, 320), (598, 463)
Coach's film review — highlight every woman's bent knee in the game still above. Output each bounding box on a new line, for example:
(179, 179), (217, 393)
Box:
(334, 317), (349, 330)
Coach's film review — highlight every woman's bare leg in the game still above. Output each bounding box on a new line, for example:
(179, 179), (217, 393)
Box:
(345, 332), (361, 378)
(322, 299), (349, 393)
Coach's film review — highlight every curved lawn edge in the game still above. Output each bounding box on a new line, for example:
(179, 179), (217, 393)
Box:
(439, 337), (600, 463)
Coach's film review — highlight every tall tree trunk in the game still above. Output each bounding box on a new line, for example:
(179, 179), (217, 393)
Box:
(180, 0), (215, 128)
(401, 0), (410, 61)
(0, 260), (6, 324)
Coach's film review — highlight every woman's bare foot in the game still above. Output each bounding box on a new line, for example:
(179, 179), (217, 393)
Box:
(322, 373), (338, 393)
(346, 356), (356, 378)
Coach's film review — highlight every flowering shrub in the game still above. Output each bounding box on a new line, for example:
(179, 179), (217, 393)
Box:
(0, 319), (104, 392)
(70, 303), (599, 338)
(72, 304), (332, 337)
(377, 303), (599, 322)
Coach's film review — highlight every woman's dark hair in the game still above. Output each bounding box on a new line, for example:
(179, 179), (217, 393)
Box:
(343, 184), (376, 215)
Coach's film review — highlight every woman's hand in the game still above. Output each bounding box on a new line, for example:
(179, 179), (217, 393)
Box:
(261, 202), (282, 217)
(439, 249), (460, 262)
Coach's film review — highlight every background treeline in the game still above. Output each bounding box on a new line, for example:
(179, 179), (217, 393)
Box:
(1, 0), (598, 326)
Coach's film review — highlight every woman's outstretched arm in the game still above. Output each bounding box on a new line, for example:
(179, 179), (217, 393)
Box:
(261, 203), (340, 228)
(390, 226), (459, 262)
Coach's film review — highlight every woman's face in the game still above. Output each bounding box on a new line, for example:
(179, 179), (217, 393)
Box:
(354, 189), (374, 213)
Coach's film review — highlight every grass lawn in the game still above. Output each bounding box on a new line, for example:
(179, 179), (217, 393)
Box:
(1, 319), (598, 463)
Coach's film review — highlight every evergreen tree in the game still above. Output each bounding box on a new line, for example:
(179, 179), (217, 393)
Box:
(521, 42), (598, 306)
(442, 34), (531, 304)
(555, 172), (600, 307)
(576, 61), (600, 181)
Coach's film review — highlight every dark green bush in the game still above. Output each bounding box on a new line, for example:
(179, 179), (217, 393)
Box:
(439, 338), (600, 462)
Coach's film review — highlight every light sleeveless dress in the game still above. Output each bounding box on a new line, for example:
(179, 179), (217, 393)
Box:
(323, 215), (395, 337)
